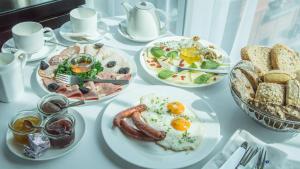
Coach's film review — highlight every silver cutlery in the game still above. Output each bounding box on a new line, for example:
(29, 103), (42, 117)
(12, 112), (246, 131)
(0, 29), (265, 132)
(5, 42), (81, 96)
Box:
(55, 74), (129, 85)
(157, 59), (229, 75)
(220, 141), (248, 169)
(45, 40), (69, 47)
(235, 146), (259, 168)
(256, 148), (267, 169)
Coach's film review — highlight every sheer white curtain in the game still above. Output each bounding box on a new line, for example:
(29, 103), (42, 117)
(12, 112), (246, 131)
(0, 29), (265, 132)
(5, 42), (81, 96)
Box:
(86, 0), (186, 35)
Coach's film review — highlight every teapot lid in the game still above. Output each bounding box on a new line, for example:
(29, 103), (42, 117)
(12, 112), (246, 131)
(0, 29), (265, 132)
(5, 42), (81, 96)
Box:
(136, 1), (154, 10)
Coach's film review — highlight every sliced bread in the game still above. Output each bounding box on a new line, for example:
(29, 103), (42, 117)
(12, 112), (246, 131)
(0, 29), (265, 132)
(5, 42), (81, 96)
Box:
(286, 80), (300, 107)
(255, 82), (285, 105)
(231, 69), (255, 100)
(263, 70), (295, 84)
(241, 45), (271, 75)
(270, 43), (300, 72)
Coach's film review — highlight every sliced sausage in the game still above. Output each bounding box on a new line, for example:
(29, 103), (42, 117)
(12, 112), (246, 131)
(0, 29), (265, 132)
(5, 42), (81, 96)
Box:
(119, 119), (155, 141)
(113, 104), (147, 127)
(131, 111), (166, 141)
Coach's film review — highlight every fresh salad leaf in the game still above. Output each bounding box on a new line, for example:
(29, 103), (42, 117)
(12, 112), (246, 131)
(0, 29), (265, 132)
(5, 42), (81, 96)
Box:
(194, 73), (213, 84)
(189, 63), (198, 68)
(158, 69), (174, 79)
(166, 51), (178, 59)
(200, 60), (220, 69)
(151, 47), (165, 58)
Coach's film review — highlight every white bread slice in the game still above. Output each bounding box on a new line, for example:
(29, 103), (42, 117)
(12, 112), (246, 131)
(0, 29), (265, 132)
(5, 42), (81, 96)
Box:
(263, 70), (295, 84)
(270, 43), (300, 72)
(231, 69), (255, 100)
(255, 82), (285, 105)
(241, 45), (271, 75)
(286, 80), (300, 107)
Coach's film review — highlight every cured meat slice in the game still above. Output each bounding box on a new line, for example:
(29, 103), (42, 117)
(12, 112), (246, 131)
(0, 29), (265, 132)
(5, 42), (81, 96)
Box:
(42, 78), (67, 93)
(97, 72), (131, 80)
(83, 81), (98, 100)
(60, 46), (80, 57)
(58, 85), (83, 99)
(38, 65), (57, 78)
(84, 44), (100, 56)
(94, 83), (122, 96)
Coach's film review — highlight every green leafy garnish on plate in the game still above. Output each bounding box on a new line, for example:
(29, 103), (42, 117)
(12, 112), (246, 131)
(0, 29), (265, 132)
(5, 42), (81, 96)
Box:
(200, 60), (220, 69)
(166, 51), (178, 59)
(194, 73), (213, 84)
(189, 63), (198, 68)
(150, 47), (165, 59)
(158, 69), (174, 79)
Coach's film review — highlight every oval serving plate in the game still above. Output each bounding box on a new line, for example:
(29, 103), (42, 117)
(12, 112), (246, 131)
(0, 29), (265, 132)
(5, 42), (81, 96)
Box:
(139, 36), (230, 88)
(101, 85), (221, 169)
(35, 44), (137, 102)
(6, 109), (86, 161)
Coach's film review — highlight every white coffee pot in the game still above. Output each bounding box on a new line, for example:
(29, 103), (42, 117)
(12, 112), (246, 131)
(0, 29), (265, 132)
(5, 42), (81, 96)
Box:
(122, 1), (165, 40)
(0, 51), (27, 102)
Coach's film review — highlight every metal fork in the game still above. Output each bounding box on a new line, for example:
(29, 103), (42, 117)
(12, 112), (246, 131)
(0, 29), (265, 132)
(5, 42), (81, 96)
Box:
(55, 74), (129, 85)
(156, 59), (229, 74)
(256, 148), (267, 169)
(235, 146), (259, 168)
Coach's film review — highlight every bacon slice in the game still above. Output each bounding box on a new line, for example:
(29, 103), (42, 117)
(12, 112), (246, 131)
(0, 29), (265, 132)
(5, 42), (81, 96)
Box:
(131, 111), (166, 141)
(113, 104), (147, 127)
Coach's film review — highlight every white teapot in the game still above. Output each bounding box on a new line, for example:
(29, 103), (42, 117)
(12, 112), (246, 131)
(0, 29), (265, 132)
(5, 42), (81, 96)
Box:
(122, 1), (165, 40)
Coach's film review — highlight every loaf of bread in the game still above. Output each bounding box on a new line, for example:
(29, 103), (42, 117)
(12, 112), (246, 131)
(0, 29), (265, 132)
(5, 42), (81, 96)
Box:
(263, 70), (295, 84)
(255, 82), (285, 105)
(241, 45), (271, 75)
(286, 80), (300, 107)
(270, 43), (300, 72)
(231, 69), (255, 100)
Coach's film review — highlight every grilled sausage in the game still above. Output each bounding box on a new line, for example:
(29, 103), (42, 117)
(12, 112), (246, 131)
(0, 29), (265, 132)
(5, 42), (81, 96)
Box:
(119, 119), (155, 141)
(113, 104), (147, 127)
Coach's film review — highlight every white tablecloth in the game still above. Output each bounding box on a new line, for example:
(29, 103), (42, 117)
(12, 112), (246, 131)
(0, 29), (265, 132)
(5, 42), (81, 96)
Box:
(1, 16), (300, 169)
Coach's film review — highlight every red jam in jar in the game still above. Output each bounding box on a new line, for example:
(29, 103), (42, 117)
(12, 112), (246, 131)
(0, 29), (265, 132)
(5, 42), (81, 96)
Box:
(44, 113), (75, 148)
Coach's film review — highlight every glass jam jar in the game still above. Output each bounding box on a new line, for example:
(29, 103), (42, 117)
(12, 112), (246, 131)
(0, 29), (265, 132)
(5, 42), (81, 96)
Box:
(37, 94), (69, 117)
(43, 113), (75, 148)
(68, 53), (94, 74)
(8, 110), (43, 145)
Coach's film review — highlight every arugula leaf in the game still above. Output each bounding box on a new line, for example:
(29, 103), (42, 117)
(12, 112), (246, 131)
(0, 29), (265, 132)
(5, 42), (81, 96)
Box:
(150, 47), (165, 58)
(194, 74), (213, 84)
(166, 51), (178, 59)
(158, 69), (174, 79)
(200, 60), (220, 69)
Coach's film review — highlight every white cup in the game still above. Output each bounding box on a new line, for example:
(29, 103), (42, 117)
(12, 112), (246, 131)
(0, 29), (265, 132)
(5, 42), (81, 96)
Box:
(0, 51), (27, 102)
(70, 7), (98, 34)
(12, 21), (55, 54)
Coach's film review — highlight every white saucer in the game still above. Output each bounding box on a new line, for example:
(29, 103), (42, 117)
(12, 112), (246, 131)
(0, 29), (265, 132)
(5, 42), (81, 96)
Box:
(6, 109), (86, 161)
(1, 38), (58, 62)
(117, 19), (168, 43)
(59, 20), (109, 43)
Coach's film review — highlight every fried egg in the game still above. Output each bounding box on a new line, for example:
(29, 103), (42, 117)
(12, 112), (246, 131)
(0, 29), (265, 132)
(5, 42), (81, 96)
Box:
(140, 94), (203, 151)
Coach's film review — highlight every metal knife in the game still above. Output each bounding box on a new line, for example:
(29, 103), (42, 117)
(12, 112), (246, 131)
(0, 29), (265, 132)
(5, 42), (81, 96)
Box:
(83, 79), (129, 85)
(219, 142), (248, 169)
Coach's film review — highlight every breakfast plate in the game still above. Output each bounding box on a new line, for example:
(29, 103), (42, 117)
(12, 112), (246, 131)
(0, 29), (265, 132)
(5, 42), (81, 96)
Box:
(1, 37), (57, 62)
(139, 36), (230, 88)
(35, 44), (137, 102)
(6, 109), (85, 161)
(118, 19), (168, 43)
(101, 85), (221, 169)
(59, 20), (109, 43)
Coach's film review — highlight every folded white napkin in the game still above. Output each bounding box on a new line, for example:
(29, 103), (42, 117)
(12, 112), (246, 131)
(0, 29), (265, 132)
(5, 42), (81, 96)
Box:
(202, 129), (291, 169)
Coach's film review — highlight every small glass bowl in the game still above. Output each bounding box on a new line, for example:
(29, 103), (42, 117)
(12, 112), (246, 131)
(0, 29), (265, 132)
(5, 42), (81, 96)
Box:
(68, 53), (94, 74)
(8, 110), (43, 145)
(43, 113), (76, 148)
(37, 94), (69, 117)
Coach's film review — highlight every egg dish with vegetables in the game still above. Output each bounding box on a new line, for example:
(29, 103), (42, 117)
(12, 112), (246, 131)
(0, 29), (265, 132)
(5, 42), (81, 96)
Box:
(142, 36), (229, 86)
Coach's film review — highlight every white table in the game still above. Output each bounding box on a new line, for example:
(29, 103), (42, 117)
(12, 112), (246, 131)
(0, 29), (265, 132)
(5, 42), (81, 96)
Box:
(1, 16), (300, 169)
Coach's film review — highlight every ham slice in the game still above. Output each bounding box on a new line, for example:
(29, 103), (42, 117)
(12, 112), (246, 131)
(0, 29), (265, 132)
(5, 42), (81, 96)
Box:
(48, 46), (80, 66)
(97, 72), (131, 80)
(94, 83), (122, 96)
(83, 81), (98, 100)
(42, 78), (67, 92)
(58, 85), (83, 99)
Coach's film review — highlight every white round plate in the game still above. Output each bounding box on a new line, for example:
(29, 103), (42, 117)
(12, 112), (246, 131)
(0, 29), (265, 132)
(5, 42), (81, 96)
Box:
(6, 109), (86, 161)
(101, 85), (221, 169)
(59, 21), (109, 43)
(118, 19), (168, 43)
(139, 36), (230, 88)
(35, 45), (137, 102)
(1, 38), (57, 62)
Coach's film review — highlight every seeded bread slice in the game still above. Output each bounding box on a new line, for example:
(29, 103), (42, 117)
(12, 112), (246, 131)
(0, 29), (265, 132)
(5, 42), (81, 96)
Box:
(255, 82), (285, 105)
(231, 69), (255, 101)
(286, 80), (300, 107)
(241, 45), (271, 75)
(270, 43), (300, 72)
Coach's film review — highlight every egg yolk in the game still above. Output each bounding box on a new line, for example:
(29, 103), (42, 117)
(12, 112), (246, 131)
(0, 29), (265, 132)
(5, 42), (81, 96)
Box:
(171, 118), (191, 131)
(167, 101), (185, 115)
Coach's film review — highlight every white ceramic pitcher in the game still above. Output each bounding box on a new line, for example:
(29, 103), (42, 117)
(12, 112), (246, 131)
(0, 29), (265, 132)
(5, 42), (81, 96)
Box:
(122, 1), (166, 40)
(0, 51), (27, 102)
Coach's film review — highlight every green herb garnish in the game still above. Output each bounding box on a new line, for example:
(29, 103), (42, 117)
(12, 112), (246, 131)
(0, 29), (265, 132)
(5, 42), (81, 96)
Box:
(194, 73), (213, 84)
(200, 60), (220, 69)
(150, 47), (165, 58)
(166, 51), (178, 59)
(158, 69), (174, 79)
